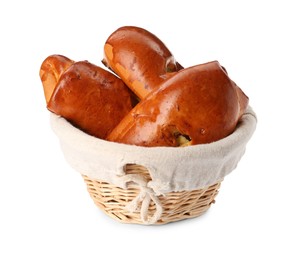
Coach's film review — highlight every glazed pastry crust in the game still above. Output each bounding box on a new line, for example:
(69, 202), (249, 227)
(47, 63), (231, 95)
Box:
(47, 61), (133, 139)
(39, 55), (74, 104)
(103, 26), (183, 99)
(107, 61), (248, 147)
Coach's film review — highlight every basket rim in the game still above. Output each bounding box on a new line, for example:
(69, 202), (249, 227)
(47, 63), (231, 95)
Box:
(50, 106), (257, 155)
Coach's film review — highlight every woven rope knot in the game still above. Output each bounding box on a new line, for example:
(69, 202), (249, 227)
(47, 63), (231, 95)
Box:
(119, 174), (163, 224)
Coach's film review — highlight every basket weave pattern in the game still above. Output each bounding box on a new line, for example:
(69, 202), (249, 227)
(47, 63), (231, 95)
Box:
(82, 164), (221, 224)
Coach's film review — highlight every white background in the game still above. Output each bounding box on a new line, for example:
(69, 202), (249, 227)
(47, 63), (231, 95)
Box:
(1, 0), (294, 259)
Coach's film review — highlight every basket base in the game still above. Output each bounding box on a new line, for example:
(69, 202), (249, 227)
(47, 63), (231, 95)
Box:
(82, 174), (221, 225)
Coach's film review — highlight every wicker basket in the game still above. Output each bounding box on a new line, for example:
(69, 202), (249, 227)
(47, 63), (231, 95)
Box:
(82, 164), (221, 225)
(50, 107), (257, 225)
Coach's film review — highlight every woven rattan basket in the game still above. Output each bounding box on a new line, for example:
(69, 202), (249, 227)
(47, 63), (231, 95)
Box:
(50, 107), (256, 225)
(82, 164), (221, 225)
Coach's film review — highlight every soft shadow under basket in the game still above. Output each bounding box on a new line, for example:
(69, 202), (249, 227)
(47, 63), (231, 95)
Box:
(50, 107), (257, 225)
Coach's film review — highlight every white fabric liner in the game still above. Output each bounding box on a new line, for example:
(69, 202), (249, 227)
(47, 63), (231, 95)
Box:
(50, 106), (256, 224)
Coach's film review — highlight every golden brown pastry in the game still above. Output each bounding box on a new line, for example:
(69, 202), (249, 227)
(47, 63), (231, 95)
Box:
(47, 60), (133, 139)
(39, 55), (74, 103)
(103, 26), (183, 99)
(107, 61), (249, 147)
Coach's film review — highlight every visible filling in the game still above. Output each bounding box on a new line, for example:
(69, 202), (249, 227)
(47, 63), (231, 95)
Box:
(174, 131), (192, 147)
